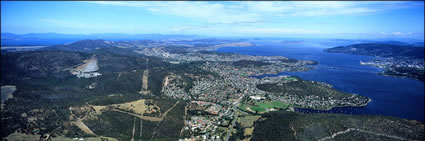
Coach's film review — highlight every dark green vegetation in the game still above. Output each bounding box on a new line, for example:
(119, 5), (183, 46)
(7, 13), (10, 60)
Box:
(1, 51), (90, 80)
(85, 112), (134, 140)
(252, 111), (424, 141)
(325, 43), (424, 59)
(151, 101), (186, 139)
(229, 122), (244, 141)
(383, 67), (424, 81)
(0, 40), (211, 139)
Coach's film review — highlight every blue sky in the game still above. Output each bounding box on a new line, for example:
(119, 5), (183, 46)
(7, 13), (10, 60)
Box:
(1, 1), (424, 39)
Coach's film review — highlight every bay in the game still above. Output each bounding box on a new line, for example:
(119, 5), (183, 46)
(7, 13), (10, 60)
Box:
(216, 39), (424, 122)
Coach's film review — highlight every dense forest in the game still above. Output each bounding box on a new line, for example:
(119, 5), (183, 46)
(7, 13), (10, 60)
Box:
(252, 111), (425, 141)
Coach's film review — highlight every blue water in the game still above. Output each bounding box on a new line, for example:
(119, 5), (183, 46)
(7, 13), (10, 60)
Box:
(217, 40), (424, 122)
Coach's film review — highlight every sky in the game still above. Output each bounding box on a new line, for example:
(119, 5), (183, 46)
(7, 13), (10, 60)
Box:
(1, 1), (424, 39)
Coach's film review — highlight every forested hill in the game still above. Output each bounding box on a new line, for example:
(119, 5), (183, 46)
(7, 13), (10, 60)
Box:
(324, 43), (424, 59)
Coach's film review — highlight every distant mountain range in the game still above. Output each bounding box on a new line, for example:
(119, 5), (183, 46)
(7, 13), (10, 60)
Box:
(325, 43), (424, 59)
(2, 32), (425, 47)
(1, 33), (206, 46)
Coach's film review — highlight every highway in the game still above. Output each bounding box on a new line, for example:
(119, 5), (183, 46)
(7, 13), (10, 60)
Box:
(224, 95), (245, 141)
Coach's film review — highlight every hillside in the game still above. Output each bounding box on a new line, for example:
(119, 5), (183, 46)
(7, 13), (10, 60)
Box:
(324, 43), (424, 59)
(252, 111), (424, 141)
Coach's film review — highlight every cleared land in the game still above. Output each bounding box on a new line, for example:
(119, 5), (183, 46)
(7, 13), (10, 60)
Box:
(112, 99), (160, 116)
(240, 100), (289, 113)
(5, 132), (40, 141)
(1, 85), (16, 103)
(52, 136), (118, 141)
(140, 69), (150, 95)
(244, 127), (254, 136)
(70, 56), (99, 74)
(89, 100), (179, 122)
(72, 120), (97, 136)
(238, 115), (261, 128)
(236, 112), (261, 140)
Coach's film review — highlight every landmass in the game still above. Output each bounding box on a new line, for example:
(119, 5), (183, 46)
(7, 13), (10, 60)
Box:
(325, 43), (424, 81)
(251, 111), (424, 141)
(1, 39), (423, 141)
(256, 76), (370, 110)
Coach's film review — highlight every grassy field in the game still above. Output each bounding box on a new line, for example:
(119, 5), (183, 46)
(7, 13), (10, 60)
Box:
(240, 101), (289, 113)
(283, 77), (298, 81)
(113, 99), (160, 116)
(5, 132), (40, 141)
(238, 114), (261, 128)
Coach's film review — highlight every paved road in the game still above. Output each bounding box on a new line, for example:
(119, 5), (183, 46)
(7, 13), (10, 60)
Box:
(224, 95), (245, 141)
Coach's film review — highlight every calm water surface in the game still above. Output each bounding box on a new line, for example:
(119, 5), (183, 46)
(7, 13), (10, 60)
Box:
(216, 40), (424, 122)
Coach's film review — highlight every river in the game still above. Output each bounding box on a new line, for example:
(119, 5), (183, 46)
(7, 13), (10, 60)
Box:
(216, 39), (424, 122)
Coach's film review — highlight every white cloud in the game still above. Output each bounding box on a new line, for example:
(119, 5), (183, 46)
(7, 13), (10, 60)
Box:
(368, 31), (423, 38)
(230, 27), (318, 34)
(392, 32), (404, 36)
(80, 1), (424, 37)
(168, 24), (318, 36)
(85, 1), (417, 25)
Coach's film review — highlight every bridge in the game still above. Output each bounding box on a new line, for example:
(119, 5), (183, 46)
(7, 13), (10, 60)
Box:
(314, 66), (380, 74)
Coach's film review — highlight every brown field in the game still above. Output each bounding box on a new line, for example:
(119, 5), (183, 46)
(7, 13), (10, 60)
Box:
(52, 136), (118, 141)
(87, 100), (179, 122)
(89, 99), (160, 116)
(72, 120), (97, 136)
(92, 105), (106, 115)
(113, 99), (160, 116)
(5, 132), (40, 141)
(238, 115), (261, 128)
(244, 127), (254, 136)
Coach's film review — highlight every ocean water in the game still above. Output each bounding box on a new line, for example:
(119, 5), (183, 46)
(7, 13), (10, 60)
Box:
(216, 39), (424, 122)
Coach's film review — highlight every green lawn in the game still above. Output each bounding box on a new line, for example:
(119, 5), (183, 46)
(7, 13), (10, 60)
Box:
(249, 106), (266, 112)
(240, 101), (289, 113)
(283, 77), (298, 81)
(260, 101), (289, 109)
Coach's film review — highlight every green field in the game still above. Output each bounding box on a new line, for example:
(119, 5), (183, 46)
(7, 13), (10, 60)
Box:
(250, 106), (266, 112)
(240, 101), (289, 113)
(283, 77), (298, 81)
